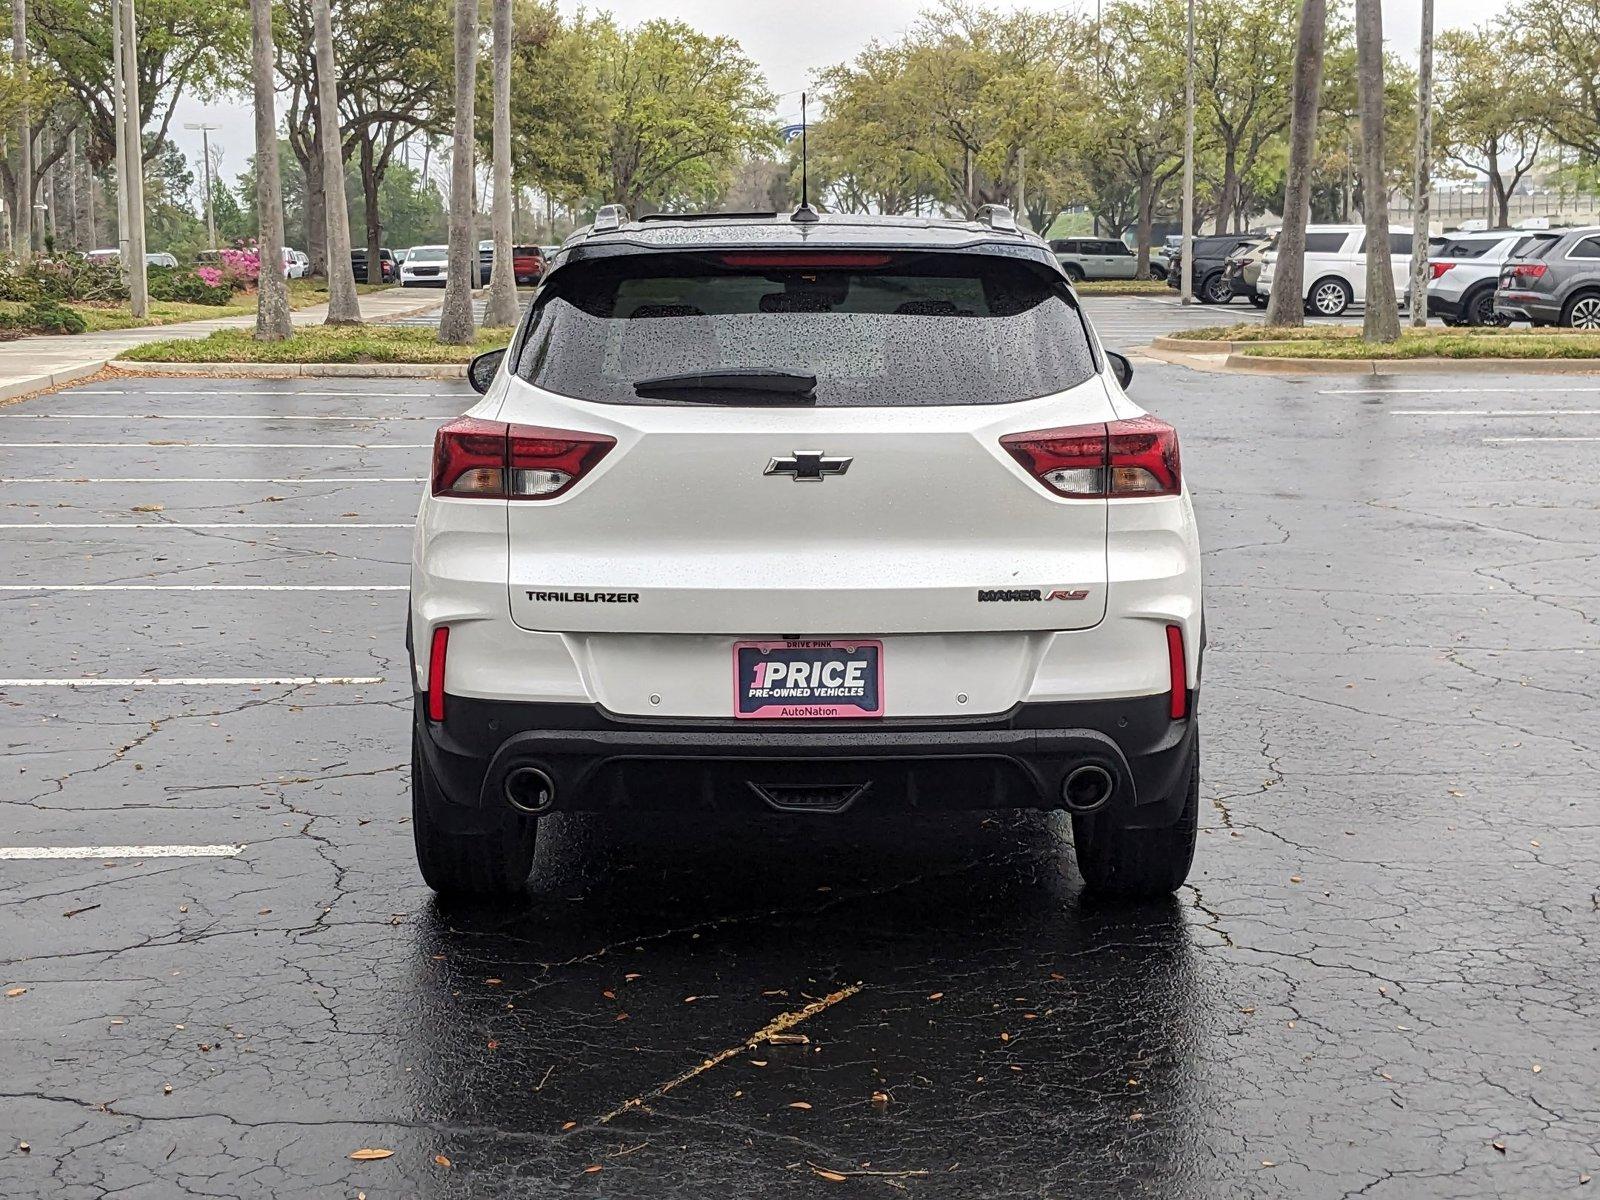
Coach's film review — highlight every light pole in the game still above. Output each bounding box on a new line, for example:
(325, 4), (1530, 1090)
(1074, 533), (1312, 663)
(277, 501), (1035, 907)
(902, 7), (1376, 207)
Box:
(112, 0), (148, 315)
(1180, 0), (1195, 304)
(1408, 0), (1433, 328)
(185, 121), (219, 250)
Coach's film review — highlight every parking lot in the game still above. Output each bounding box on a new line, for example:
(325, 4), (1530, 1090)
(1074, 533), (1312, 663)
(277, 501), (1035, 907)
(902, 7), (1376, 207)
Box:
(2, 314), (1597, 1196)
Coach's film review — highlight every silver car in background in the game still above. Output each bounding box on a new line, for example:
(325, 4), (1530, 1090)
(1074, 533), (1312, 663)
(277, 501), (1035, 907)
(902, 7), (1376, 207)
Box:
(1429, 229), (1556, 327)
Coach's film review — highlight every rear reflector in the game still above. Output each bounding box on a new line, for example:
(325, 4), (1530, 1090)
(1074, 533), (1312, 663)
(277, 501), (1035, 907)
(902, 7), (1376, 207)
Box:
(427, 626), (449, 722)
(1429, 261), (1454, 280)
(1166, 624), (1187, 720)
(432, 417), (615, 500)
(717, 252), (893, 269)
(1000, 416), (1181, 499)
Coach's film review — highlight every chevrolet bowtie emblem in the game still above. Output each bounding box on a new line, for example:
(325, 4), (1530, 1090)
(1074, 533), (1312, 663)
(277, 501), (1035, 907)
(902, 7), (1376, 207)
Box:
(764, 450), (853, 482)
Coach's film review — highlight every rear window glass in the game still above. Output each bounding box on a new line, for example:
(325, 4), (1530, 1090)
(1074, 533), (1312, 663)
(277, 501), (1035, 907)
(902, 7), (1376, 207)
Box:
(1570, 236), (1600, 259)
(512, 252), (1098, 407)
(1437, 238), (1495, 259)
(1303, 232), (1348, 253)
(1510, 233), (1559, 258)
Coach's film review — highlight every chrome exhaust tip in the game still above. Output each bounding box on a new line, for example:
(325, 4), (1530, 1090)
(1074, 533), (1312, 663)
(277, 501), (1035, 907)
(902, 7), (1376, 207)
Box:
(1062, 764), (1115, 814)
(504, 766), (555, 815)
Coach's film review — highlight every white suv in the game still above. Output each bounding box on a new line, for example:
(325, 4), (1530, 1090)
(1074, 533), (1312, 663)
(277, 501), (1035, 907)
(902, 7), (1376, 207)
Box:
(408, 205), (1205, 900)
(1257, 223), (1417, 316)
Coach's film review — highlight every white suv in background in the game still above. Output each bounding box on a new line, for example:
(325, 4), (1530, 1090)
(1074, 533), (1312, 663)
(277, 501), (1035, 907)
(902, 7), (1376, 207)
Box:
(1257, 223), (1418, 316)
(400, 244), (449, 287)
(408, 205), (1205, 900)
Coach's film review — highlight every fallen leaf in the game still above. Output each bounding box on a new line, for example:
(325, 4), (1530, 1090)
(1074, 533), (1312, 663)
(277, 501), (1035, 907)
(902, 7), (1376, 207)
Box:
(928, 992), (944, 1001)
(602, 990), (616, 1000)
(348, 1148), (393, 1161)
(749, 1060), (767, 1067)
(1532, 1064), (1542, 1074)
(789, 1101), (813, 1110)
(1129, 1111), (1145, 1122)
(4, 988), (25, 998)
(132, 503), (164, 513)
(684, 995), (698, 1003)
(561, 1121), (577, 1131)
(812, 1167), (849, 1182)
(18, 1142), (29, 1153)
(484, 978), (503, 986)
(162, 1084), (173, 1095)
(583, 1164), (602, 1174)
(1579, 1172), (1590, 1184)
(1289, 875), (1303, 884)
(1261, 1159), (1276, 1168)
(624, 973), (642, 981)
(871, 1091), (890, 1105)
(999, 1031), (1011, 1042)
(257, 908), (271, 916)
(487, 1040), (499, 1051)
(1492, 1140), (1506, 1154)
(768, 1033), (808, 1045)
(433, 1155), (451, 1168)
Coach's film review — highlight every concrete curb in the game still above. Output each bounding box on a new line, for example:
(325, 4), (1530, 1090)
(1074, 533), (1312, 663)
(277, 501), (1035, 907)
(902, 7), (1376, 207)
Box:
(0, 361), (114, 404)
(1150, 335), (1310, 354)
(1221, 353), (1600, 376)
(108, 360), (467, 379)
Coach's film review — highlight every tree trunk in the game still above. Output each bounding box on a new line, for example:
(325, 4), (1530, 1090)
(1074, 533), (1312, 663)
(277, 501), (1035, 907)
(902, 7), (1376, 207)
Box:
(305, 145), (327, 274)
(483, 0), (518, 327)
(12, 0), (30, 260)
(313, 0), (361, 323)
(1356, 0), (1399, 343)
(1134, 168), (1154, 277)
(438, 0), (479, 345)
(251, 0), (291, 341)
(1407, 0), (1433, 328)
(360, 134), (382, 284)
(1265, 0), (1327, 327)
(1214, 146), (1238, 236)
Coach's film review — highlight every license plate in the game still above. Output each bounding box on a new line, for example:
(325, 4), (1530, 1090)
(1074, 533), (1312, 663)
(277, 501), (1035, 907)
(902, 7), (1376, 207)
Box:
(733, 639), (883, 719)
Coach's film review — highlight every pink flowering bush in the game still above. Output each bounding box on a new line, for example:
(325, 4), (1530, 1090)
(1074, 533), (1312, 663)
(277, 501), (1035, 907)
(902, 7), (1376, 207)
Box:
(195, 266), (224, 288)
(219, 247), (260, 289)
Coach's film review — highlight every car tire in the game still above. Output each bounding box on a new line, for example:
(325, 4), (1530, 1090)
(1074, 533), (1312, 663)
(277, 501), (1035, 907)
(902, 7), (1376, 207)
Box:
(1562, 291), (1600, 330)
(1306, 276), (1352, 317)
(1199, 272), (1232, 304)
(1148, 264), (1167, 282)
(412, 728), (537, 897)
(1072, 733), (1199, 899)
(1464, 286), (1505, 327)
(1063, 264), (1085, 284)
(1248, 293), (1268, 309)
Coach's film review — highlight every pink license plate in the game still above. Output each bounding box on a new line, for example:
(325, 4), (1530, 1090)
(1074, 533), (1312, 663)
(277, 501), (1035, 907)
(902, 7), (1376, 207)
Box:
(733, 639), (884, 719)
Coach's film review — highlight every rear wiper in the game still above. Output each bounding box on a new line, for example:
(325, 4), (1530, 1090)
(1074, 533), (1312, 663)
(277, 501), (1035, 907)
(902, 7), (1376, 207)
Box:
(632, 369), (817, 403)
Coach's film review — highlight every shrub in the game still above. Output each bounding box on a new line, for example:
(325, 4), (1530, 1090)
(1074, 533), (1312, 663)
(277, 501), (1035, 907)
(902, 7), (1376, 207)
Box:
(0, 301), (89, 335)
(0, 255), (128, 303)
(149, 265), (233, 306)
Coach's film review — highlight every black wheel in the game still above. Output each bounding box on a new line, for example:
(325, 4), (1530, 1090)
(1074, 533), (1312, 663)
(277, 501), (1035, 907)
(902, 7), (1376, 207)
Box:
(1148, 263), (1168, 282)
(1248, 292), (1268, 309)
(1464, 287), (1506, 327)
(1562, 292), (1600, 330)
(1072, 732), (1199, 899)
(412, 728), (537, 896)
(1063, 264), (1085, 284)
(1306, 276), (1352, 317)
(1198, 272), (1232, 304)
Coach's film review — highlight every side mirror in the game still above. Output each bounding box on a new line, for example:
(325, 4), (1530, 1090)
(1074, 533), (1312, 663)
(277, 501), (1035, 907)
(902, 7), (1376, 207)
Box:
(1106, 349), (1134, 389)
(467, 347), (506, 395)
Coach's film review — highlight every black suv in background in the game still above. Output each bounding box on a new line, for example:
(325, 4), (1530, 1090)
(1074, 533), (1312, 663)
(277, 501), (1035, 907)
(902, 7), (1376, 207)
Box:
(1165, 234), (1259, 303)
(1495, 226), (1600, 328)
(350, 247), (397, 284)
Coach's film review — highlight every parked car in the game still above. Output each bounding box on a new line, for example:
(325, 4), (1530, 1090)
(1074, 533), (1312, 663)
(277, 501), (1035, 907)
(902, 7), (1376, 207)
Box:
(1164, 234), (1259, 303)
(409, 205), (1203, 900)
(399, 244), (448, 287)
(1428, 230), (1552, 327)
(512, 244), (546, 285)
(291, 249), (311, 278)
(350, 247), (397, 284)
(1151, 234), (1182, 282)
(1221, 236), (1274, 307)
(1494, 225), (1600, 328)
(1050, 237), (1139, 283)
(1256, 224), (1417, 316)
(89, 248), (178, 269)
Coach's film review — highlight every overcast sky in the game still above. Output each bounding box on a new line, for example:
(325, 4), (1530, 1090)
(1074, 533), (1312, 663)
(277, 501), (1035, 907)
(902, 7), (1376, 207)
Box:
(171, 0), (1505, 186)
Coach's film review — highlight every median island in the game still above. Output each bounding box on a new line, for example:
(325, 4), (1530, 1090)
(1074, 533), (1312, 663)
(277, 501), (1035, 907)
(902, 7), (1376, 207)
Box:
(118, 325), (513, 365)
(1167, 323), (1600, 361)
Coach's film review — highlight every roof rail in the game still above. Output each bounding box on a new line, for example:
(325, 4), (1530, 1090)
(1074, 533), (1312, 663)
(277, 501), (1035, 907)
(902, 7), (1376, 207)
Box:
(637, 211), (778, 223)
(974, 204), (1018, 233)
(591, 204), (629, 234)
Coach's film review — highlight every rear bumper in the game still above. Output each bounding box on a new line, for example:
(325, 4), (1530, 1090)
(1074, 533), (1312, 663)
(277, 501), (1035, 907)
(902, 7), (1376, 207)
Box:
(1495, 291), (1558, 322)
(1426, 293), (1464, 320)
(414, 691), (1199, 828)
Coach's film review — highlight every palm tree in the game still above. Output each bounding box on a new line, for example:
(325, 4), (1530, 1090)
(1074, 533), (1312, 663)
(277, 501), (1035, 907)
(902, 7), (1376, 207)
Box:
(12, 0), (31, 261)
(1264, 0), (1326, 328)
(1355, 0), (1399, 342)
(313, 0), (361, 324)
(483, 0), (519, 328)
(438, 0), (479, 345)
(251, 0), (292, 341)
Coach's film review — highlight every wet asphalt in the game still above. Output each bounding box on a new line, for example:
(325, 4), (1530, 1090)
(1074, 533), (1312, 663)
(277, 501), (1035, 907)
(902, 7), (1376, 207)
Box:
(1, 299), (1598, 1197)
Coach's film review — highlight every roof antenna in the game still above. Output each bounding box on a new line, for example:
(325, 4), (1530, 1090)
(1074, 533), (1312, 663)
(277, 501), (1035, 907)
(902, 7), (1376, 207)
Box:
(792, 92), (819, 224)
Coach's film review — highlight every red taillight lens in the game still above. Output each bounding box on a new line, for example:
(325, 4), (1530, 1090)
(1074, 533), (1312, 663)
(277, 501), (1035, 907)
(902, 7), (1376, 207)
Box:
(1429, 261), (1454, 280)
(431, 417), (615, 500)
(427, 625), (449, 722)
(1166, 624), (1187, 720)
(1510, 262), (1548, 281)
(1000, 417), (1180, 499)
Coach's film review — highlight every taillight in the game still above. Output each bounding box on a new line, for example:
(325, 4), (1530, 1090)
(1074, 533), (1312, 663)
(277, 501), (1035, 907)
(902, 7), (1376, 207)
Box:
(431, 417), (615, 500)
(1509, 262), (1548, 282)
(1000, 417), (1181, 499)
(1166, 624), (1188, 720)
(427, 625), (449, 722)
(717, 252), (891, 269)
(1429, 262), (1454, 280)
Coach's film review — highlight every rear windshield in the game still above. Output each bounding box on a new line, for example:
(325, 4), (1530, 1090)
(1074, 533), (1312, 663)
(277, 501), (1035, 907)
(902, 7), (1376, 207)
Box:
(1510, 233), (1559, 259)
(511, 252), (1098, 407)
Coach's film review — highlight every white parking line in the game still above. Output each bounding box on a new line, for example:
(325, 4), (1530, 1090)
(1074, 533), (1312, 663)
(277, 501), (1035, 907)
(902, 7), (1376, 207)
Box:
(0, 675), (384, 686)
(0, 443), (431, 449)
(0, 477), (425, 484)
(1391, 409), (1600, 417)
(1325, 387), (1600, 395)
(70, 388), (463, 398)
(11, 414), (445, 421)
(0, 585), (407, 592)
(0, 844), (242, 860)
(1483, 436), (1600, 443)
(0, 522), (414, 529)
